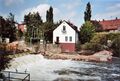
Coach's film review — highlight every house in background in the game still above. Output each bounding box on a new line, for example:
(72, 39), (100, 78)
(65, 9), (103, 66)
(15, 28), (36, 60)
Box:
(53, 21), (79, 53)
(92, 18), (120, 32)
(15, 23), (27, 40)
(16, 24), (27, 32)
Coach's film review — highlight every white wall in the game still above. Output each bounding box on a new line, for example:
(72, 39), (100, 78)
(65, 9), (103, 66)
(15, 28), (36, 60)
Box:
(53, 21), (78, 44)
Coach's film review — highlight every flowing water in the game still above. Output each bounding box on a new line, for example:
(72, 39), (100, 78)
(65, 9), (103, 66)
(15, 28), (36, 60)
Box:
(5, 54), (120, 81)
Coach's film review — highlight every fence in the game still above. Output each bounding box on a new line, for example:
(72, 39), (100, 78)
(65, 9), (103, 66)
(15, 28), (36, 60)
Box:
(0, 71), (30, 81)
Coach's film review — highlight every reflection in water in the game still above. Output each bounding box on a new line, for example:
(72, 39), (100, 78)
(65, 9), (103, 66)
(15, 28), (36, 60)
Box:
(5, 54), (120, 81)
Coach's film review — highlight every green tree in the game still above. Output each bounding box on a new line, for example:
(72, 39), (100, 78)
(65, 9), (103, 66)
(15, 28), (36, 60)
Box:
(84, 2), (91, 22)
(42, 6), (55, 43)
(46, 6), (53, 23)
(79, 21), (95, 44)
(17, 29), (23, 40)
(0, 13), (17, 42)
(24, 12), (43, 42)
(7, 13), (17, 42)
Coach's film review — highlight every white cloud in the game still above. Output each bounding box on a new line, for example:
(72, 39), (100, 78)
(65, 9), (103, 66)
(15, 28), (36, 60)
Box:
(21, 4), (60, 22)
(4, 0), (24, 6)
(62, 0), (82, 10)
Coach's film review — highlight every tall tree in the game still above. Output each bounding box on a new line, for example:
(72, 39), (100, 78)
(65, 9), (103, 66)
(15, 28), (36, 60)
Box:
(7, 13), (17, 42)
(42, 6), (54, 43)
(0, 13), (17, 42)
(24, 12), (43, 42)
(84, 2), (91, 22)
(46, 6), (53, 23)
(79, 21), (95, 44)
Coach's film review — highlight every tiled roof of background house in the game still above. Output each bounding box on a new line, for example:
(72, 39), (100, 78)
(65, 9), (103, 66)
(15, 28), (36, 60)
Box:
(92, 18), (120, 31)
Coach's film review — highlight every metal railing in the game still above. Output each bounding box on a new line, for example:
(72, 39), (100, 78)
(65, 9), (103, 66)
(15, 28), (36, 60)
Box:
(0, 71), (30, 81)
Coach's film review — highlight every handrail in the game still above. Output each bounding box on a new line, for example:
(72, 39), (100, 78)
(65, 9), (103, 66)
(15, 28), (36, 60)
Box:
(0, 71), (30, 81)
(22, 74), (30, 81)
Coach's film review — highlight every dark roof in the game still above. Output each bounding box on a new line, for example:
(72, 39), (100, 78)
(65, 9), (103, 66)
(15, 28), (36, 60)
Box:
(64, 21), (79, 32)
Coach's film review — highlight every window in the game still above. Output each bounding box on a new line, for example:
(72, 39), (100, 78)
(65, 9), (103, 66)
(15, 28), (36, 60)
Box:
(65, 36), (68, 41)
(69, 36), (72, 42)
(62, 25), (66, 33)
(63, 25), (66, 31)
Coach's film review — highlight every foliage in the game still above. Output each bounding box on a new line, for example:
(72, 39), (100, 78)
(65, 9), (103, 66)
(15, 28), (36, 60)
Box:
(90, 32), (120, 45)
(75, 41), (81, 51)
(17, 29), (23, 40)
(0, 44), (11, 71)
(24, 12), (43, 42)
(46, 6), (53, 23)
(0, 13), (17, 42)
(84, 2), (91, 21)
(79, 21), (95, 44)
(80, 27), (120, 56)
(111, 37), (120, 57)
(81, 42), (104, 52)
(107, 33), (120, 41)
(90, 32), (108, 45)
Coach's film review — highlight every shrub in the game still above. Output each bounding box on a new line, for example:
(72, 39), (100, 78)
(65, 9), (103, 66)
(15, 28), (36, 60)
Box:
(107, 32), (120, 41)
(111, 37), (120, 57)
(75, 41), (81, 51)
(81, 42), (104, 52)
(79, 21), (95, 44)
(90, 32), (108, 45)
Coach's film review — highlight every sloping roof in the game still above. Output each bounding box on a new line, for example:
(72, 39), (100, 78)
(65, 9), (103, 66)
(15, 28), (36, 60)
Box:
(64, 21), (79, 32)
(92, 18), (120, 31)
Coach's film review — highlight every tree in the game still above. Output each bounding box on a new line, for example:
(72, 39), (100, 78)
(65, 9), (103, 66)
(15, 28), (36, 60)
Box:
(42, 6), (55, 43)
(24, 12), (43, 42)
(0, 13), (17, 42)
(79, 21), (95, 44)
(84, 2), (91, 22)
(0, 43), (11, 72)
(17, 29), (23, 40)
(46, 6), (53, 23)
(42, 22), (54, 42)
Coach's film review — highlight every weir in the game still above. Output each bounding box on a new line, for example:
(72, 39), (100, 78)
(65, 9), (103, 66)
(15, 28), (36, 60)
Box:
(4, 54), (120, 81)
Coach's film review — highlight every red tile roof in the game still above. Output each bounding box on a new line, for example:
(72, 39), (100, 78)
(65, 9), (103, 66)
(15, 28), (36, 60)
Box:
(92, 18), (120, 31)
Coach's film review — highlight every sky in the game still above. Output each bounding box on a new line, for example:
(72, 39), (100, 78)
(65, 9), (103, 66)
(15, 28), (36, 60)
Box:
(0, 0), (120, 27)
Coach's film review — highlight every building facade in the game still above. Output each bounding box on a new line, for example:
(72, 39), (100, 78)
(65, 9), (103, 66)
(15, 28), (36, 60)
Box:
(53, 21), (78, 52)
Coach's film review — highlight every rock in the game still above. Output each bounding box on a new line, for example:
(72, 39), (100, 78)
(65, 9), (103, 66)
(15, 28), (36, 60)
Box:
(93, 50), (113, 62)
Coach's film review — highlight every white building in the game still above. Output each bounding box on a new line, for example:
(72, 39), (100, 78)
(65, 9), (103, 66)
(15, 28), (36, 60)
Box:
(53, 21), (79, 52)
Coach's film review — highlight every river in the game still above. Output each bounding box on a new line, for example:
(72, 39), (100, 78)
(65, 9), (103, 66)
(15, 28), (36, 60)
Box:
(5, 54), (120, 81)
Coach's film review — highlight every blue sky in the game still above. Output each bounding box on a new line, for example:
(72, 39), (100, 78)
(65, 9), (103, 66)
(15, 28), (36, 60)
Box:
(0, 0), (120, 27)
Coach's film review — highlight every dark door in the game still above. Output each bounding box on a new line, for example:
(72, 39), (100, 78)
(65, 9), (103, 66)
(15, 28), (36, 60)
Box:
(56, 37), (59, 44)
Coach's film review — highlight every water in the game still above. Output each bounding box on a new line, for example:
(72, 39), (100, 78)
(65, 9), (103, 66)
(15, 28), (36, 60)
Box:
(5, 54), (120, 81)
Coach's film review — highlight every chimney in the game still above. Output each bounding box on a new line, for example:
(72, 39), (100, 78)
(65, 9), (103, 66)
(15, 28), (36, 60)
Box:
(103, 19), (105, 21)
(116, 17), (118, 20)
